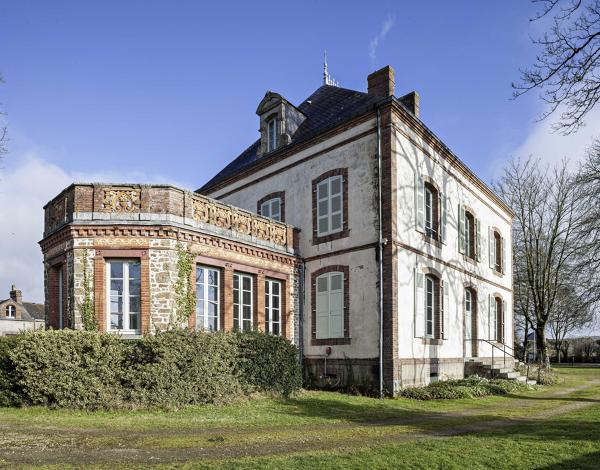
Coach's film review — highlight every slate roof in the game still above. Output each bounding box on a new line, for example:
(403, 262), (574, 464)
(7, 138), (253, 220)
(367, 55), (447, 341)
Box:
(197, 85), (387, 192)
(0, 299), (45, 321)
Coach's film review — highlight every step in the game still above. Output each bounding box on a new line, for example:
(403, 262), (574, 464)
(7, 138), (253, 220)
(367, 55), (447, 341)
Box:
(498, 371), (519, 379)
(515, 376), (536, 385)
(491, 367), (512, 374)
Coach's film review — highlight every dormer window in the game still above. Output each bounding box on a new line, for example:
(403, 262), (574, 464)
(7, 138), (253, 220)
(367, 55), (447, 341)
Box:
(267, 118), (277, 152)
(6, 305), (15, 318)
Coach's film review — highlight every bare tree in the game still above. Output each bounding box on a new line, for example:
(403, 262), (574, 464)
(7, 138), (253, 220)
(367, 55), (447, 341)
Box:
(548, 282), (594, 362)
(494, 157), (583, 365)
(513, 0), (600, 133)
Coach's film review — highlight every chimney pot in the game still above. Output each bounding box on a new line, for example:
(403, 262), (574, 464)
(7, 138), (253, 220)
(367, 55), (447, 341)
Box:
(367, 65), (395, 97)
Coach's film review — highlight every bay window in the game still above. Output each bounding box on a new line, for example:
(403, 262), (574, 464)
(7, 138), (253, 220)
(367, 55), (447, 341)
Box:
(233, 273), (253, 331)
(106, 259), (141, 333)
(196, 266), (220, 331)
(265, 278), (282, 335)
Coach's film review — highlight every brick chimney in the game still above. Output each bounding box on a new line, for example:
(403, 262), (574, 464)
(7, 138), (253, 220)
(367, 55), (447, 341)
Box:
(367, 65), (395, 97)
(9, 285), (22, 304)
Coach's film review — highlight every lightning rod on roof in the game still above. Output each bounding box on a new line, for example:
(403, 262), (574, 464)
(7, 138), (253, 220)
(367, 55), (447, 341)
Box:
(323, 51), (340, 87)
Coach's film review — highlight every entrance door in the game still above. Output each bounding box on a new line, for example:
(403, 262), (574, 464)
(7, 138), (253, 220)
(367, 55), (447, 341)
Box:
(464, 288), (478, 357)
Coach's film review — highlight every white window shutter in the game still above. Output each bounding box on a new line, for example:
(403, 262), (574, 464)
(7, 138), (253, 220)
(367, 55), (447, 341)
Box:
(329, 287), (344, 339)
(458, 204), (465, 254)
(442, 280), (450, 339)
(440, 194), (447, 244)
(414, 267), (425, 338)
(415, 173), (424, 233)
(315, 278), (329, 339)
(476, 218), (482, 262)
(489, 227), (495, 269)
(488, 294), (493, 341)
(502, 299), (507, 344)
(502, 236), (507, 274)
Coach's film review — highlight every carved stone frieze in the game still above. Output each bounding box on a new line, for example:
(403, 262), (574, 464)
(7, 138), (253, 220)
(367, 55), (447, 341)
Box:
(102, 189), (140, 213)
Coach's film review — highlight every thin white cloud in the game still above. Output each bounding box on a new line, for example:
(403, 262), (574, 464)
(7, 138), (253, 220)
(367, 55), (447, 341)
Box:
(369, 15), (395, 63)
(0, 154), (187, 303)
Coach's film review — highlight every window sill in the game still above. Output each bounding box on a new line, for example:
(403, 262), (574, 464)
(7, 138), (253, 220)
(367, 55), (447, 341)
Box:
(311, 337), (351, 346)
(463, 255), (478, 266)
(422, 338), (443, 346)
(312, 229), (350, 245)
(422, 233), (442, 249)
(492, 269), (504, 277)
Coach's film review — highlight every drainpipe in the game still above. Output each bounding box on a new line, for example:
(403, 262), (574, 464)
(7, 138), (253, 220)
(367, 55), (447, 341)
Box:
(298, 258), (306, 375)
(376, 106), (384, 399)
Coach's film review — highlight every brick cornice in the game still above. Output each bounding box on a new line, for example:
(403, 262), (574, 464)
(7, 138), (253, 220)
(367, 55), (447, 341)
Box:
(41, 224), (299, 267)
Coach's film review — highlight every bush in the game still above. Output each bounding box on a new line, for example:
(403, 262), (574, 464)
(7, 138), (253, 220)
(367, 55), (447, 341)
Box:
(0, 335), (23, 407)
(399, 375), (535, 400)
(9, 330), (125, 409)
(123, 329), (243, 407)
(0, 329), (301, 410)
(233, 331), (301, 397)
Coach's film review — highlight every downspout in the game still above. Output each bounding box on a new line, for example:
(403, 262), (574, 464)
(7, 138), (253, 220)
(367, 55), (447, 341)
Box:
(298, 258), (306, 376)
(376, 106), (384, 399)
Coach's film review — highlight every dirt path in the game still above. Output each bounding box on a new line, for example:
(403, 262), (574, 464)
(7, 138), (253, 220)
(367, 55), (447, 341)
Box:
(2, 379), (600, 467)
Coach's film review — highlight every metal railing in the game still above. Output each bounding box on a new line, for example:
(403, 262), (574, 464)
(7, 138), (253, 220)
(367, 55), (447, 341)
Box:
(467, 339), (528, 384)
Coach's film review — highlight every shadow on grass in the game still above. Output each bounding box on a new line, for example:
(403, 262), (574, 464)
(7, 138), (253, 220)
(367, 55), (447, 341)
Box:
(538, 451), (600, 469)
(505, 394), (600, 404)
(270, 393), (600, 443)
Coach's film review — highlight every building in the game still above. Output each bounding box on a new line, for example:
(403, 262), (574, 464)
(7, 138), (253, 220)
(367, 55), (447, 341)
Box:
(40, 65), (513, 393)
(0, 285), (45, 335)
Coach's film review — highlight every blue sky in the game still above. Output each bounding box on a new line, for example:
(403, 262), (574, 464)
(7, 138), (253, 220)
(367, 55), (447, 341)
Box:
(1, 0), (599, 302)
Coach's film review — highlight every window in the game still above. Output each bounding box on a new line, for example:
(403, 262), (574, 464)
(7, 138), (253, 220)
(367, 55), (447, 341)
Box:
(464, 288), (475, 340)
(5, 305), (15, 318)
(489, 229), (505, 273)
(415, 176), (446, 242)
(106, 260), (141, 333)
(316, 175), (343, 236)
(196, 266), (220, 331)
(233, 273), (253, 331)
(315, 271), (344, 339)
(260, 198), (281, 221)
(265, 279), (282, 335)
(58, 267), (64, 329)
(459, 205), (480, 261)
(414, 270), (448, 340)
(425, 275), (435, 337)
(267, 118), (277, 152)
(489, 295), (505, 343)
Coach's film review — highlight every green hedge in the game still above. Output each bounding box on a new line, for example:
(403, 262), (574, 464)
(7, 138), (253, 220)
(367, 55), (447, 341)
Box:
(0, 329), (301, 410)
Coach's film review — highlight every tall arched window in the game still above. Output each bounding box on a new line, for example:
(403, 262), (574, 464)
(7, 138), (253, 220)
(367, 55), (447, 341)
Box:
(425, 274), (437, 338)
(459, 205), (481, 261)
(424, 183), (439, 240)
(464, 287), (478, 356)
(490, 295), (505, 343)
(415, 271), (447, 340)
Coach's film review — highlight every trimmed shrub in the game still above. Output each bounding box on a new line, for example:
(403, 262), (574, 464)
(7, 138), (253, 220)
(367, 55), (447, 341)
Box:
(0, 329), (301, 410)
(399, 375), (535, 400)
(233, 331), (301, 397)
(9, 330), (125, 409)
(123, 329), (243, 407)
(0, 335), (24, 407)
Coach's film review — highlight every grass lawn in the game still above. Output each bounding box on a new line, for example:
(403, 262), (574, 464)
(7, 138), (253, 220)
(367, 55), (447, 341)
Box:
(1, 367), (599, 469)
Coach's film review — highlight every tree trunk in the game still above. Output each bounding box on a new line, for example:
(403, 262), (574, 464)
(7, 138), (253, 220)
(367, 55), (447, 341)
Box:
(536, 327), (550, 367)
(523, 321), (530, 362)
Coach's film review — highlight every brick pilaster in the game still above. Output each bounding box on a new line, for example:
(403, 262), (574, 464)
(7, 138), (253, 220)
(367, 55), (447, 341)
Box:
(94, 256), (106, 332)
(256, 272), (265, 331)
(223, 264), (234, 331)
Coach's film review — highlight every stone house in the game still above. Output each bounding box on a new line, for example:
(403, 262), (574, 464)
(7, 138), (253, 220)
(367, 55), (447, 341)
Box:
(40, 65), (513, 392)
(0, 285), (45, 335)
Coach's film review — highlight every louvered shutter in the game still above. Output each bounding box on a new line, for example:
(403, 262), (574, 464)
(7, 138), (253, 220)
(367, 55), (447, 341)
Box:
(489, 227), (495, 269)
(415, 173), (424, 233)
(458, 205), (465, 254)
(501, 299), (507, 343)
(476, 218), (482, 262)
(440, 194), (447, 244)
(329, 273), (344, 338)
(487, 294), (493, 341)
(414, 267), (425, 338)
(442, 280), (450, 339)
(315, 275), (329, 339)
(502, 236), (506, 274)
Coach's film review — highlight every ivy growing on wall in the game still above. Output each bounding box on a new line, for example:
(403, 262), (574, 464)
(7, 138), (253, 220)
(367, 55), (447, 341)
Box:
(79, 249), (97, 331)
(173, 243), (196, 327)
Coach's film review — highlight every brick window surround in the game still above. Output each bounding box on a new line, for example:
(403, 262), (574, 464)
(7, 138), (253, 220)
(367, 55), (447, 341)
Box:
(47, 254), (69, 329)
(312, 168), (349, 245)
(193, 255), (290, 339)
(94, 249), (150, 334)
(311, 265), (350, 346)
(257, 191), (286, 222)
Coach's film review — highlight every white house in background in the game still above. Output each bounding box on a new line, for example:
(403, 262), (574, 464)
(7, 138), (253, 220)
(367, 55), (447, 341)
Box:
(0, 285), (45, 336)
(198, 65), (513, 392)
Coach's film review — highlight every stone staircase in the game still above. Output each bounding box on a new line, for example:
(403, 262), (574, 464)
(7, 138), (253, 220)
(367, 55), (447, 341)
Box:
(465, 359), (536, 385)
